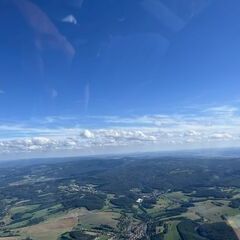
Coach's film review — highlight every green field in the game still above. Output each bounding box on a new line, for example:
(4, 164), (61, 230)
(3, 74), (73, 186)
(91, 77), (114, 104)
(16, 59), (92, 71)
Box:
(164, 221), (181, 240)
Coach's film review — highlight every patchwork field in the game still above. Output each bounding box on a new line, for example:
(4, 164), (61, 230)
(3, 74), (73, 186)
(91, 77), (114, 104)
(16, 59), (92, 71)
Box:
(183, 200), (240, 222)
(1, 156), (240, 239)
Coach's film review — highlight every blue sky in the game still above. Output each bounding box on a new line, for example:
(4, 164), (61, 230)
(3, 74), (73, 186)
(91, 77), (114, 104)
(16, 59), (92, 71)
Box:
(1, 0), (240, 159)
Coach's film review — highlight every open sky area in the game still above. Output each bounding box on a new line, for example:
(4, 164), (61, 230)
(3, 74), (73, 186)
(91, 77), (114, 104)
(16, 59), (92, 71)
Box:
(1, 0), (240, 159)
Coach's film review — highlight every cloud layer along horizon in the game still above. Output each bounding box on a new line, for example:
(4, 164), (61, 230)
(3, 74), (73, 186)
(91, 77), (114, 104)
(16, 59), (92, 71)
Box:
(0, 105), (240, 159)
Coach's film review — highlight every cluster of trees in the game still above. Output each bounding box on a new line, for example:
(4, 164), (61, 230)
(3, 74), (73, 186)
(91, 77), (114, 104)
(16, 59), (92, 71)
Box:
(229, 198), (240, 208)
(110, 196), (135, 209)
(61, 193), (106, 211)
(198, 222), (238, 240)
(60, 231), (95, 240)
(177, 220), (238, 240)
(141, 198), (157, 209)
(191, 188), (231, 199)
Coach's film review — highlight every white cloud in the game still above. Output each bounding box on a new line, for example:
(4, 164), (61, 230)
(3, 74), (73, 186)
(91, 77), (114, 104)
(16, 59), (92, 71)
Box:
(210, 133), (233, 140)
(1, 104), (240, 158)
(81, 129), (95, 139)
(0, 127), (237, 156)
(62, 15), (77, 25)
